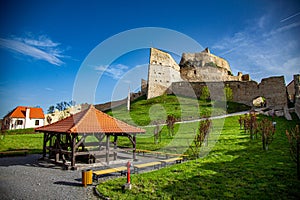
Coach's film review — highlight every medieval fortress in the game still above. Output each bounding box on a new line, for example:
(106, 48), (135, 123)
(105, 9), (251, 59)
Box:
(143, 47), (296, 117)
(45, 47), (300, 125)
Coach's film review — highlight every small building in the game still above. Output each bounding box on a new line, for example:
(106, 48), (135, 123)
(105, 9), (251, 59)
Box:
(2, 106), (45, 130)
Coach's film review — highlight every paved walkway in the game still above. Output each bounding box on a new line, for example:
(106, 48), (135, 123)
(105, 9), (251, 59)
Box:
(144, 110), (252, 127)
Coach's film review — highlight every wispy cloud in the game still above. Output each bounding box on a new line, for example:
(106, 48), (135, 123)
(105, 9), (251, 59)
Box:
(45, 87), (54, 91)
(0, 34), (65, 66)
(212, 14), (300, 83)
(94, 64), (129, 79)
(280, 11), (300, 23)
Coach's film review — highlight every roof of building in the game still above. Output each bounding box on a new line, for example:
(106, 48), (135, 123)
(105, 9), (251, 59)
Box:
(6, 106), (45, 119)
(35, 105), (145, 134)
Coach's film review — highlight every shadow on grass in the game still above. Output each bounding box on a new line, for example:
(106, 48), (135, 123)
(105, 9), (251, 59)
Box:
(161, 142), (300, 199)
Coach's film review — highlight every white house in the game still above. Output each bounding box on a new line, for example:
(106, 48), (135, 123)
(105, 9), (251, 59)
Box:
(1, 106), (45, 130)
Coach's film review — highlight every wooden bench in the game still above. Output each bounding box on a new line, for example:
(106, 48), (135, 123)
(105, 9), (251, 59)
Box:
(136, 149), (152, 156)
(0, 149), (28, 157)
(133, 161), (161, 174)
(160, 157), (183, 167)
(165, 153), (189, 160)
(136, 149), (188, 160)
(93, 166), (127, 180)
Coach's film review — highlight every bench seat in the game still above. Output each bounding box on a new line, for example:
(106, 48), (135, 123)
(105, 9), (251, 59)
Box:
(133, 161), (161, 173)
(93, 166), (127, 180)
(160, 157), (183, 167)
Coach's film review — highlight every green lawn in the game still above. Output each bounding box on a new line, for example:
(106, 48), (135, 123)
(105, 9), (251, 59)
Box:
(107, 95), (250, 126)
(0, 132), (43, 154)
(96, 115), (300, 199)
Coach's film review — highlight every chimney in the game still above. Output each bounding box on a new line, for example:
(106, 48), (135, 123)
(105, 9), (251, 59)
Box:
(26, 107), (30, 119)
(24, 107), (30, 129)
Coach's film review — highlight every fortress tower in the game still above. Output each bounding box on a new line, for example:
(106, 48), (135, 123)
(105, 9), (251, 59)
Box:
(179, 48), (246, 82)
(147, 48), (182, 99)
(146, 48), (250, 99)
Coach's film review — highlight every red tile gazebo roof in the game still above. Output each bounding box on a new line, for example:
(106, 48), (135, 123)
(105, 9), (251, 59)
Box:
(35, 105), (145, 134)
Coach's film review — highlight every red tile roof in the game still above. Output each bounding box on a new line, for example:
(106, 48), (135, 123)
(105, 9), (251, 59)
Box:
(7, 106), (44, 119)
(35, 105), (145, 134)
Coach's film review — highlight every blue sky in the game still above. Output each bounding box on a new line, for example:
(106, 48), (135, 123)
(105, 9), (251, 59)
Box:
(0, 0), (300, 117)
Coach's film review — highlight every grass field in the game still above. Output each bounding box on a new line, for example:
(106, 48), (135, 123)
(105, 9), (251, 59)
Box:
(0, 132), (43, 154)
(96, 114), (300, 199)
(1, 95), (300, 199)
(107, 95), (250, 126)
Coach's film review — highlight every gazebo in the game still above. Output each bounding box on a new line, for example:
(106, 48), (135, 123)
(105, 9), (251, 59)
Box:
(35, 105), (145, 169)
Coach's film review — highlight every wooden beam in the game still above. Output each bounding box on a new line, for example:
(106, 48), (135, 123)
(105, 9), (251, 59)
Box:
(133, 134), (136, 160)
(42, 132), (47, 158)
(54, 134), (60, 162)
(106, 134), (110, 164)
(95, 133), (105, 142)
(95, 133), (105, 151)
(114, 135), (118, 160)
(74, 135), (86, 149)
(126, 133), (137, 160)
(71, 134), (76, 168)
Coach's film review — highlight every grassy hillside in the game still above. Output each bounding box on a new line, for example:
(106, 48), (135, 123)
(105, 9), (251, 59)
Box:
(107, 94), (250, 126)
(0, 95), (249, 154)
(97, 114), (300, 199)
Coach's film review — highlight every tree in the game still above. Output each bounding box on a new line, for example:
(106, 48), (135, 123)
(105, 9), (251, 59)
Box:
(153, 122), (162, 144)
(286, 125), (300, 180)
(166, 115), (176, 137)
(69, 100), (76, 107)
(257, 118), (275, 151)
(46, 116), (52, 124)
(189, 118), (212, 158)
(225, 85), (233, 101)
(55, 101), (71, 111)
(239, 112), (258, 139)
(200, 86), (210, 100)
(47, 105), (55, 114)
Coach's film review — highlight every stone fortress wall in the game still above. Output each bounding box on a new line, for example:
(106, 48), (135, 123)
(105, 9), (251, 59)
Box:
(294, 74), (300, 118)
(147, 48), (182, 99)
(146, 47), (289, 111)
(179, 48), (249, 82)
(171, 76), (287, 109)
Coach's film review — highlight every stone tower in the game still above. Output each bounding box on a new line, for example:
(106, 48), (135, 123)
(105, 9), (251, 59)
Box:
(147, 48), (182, 99)
(179, 48), (245, 82)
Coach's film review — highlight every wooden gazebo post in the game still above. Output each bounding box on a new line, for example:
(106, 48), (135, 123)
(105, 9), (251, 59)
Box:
(42, 132), (47, 158)
(133, 133), (136, 160)
(106, 134), (110, 164)
(71, 134), (76, 168)
(113, 135), (118, 160)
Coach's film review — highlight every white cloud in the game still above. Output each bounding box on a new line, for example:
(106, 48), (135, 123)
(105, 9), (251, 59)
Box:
(0, 34), (65, 66)
(45, 87), (54, 91)
(95, 64), (129, 79)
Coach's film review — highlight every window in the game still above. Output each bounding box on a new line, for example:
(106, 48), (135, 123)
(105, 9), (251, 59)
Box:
(35, 120), (39, 126)
(16, 120), (23, 125)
